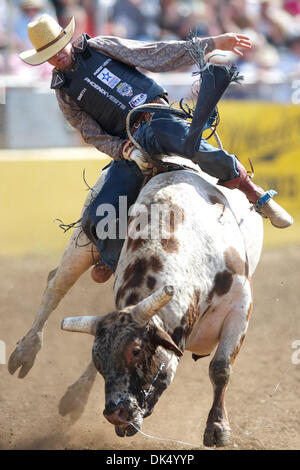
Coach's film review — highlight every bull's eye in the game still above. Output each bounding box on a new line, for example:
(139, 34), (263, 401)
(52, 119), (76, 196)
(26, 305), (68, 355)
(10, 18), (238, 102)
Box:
(125, 344), (143, 366)
(133, 348), (141, 357)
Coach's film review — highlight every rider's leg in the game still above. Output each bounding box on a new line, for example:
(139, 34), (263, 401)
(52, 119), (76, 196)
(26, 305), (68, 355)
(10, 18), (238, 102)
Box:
(194, 139), (293, 228)
(81, 159), (145, 278)
(217, 159), (293, 228)
(183, 63), (238, 153)
(134, 115), (293, 228)
(134, 62), (234, 159)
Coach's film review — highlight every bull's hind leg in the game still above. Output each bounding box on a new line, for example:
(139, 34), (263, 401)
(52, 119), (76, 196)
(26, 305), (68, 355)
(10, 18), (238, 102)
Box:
(8, 228), (99, 379)
(8, 169), (108, 379)
(203, 282), (252, 447)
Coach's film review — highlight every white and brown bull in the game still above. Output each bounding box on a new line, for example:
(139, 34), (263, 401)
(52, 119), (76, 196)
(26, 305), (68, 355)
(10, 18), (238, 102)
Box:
(8, 158), (263, 447)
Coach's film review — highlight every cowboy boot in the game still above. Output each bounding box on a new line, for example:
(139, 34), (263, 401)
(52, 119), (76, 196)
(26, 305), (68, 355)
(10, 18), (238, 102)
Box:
(91, 259), (113, 283)
(218, 161), (293, 228)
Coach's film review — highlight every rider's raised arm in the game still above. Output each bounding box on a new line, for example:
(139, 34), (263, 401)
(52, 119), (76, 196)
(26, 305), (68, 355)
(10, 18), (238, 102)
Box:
(212, 33), (252, 57)
(87, 33), (251, 73)
(87, 35), (215, 72)
(55, 89), (126, 161)
(88, 35), (199, 72)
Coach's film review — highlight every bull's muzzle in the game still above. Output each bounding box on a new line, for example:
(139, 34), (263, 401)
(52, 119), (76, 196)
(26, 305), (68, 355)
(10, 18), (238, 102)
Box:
(103, 404), (142, 437)
(103, 407), (129, 426)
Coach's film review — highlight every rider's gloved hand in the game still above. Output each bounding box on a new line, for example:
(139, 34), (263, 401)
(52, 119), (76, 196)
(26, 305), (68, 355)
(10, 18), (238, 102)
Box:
(122, 140), (153, 171)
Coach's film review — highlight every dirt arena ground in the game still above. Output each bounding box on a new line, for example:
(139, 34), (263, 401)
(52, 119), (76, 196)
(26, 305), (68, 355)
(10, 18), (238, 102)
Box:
(0, 245), (299, 450)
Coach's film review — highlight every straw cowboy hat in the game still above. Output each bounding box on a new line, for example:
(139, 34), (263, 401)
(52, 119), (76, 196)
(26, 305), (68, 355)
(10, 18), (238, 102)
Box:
(19, 14), (75, 66)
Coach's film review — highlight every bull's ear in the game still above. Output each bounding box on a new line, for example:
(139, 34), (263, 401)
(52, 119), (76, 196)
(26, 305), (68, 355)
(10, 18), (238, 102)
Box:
(151, 326), (183, 358)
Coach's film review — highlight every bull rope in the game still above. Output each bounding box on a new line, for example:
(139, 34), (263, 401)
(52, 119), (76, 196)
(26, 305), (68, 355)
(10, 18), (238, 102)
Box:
(125, 102), (223, 162)
(129, 354), (210, 449)
(130, 423), (204, 449)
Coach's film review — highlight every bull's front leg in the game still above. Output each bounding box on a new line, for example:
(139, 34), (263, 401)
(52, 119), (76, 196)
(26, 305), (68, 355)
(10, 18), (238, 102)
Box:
(203, 284), (252, 447)
(58, 360), (97, 422)
(8, 169), (107, 379)
(204, 356), (231, 447)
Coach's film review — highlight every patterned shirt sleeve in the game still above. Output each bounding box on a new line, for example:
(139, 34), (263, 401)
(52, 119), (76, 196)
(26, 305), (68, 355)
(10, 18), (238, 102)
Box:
(55, 89), (126, 161)
(87, 35), (215, 72)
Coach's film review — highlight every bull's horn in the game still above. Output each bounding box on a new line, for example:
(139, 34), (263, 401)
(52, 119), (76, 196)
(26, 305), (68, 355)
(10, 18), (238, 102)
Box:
(131, 285), (174, 325)
(61, 316), (101, 336)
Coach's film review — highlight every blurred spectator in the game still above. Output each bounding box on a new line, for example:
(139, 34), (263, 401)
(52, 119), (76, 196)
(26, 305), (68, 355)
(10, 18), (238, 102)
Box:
(0, 0), (7, 47)
(13, 0), (47, 51)
(4, 0), (55, 75)
(0, 0), (7, 71)
(50, 0), (66, 19)
(236, 29), (281, 79)
(255, 0), (293, 47)
(111, 0), (161, 40)
(53, 0), (97, 37)
(1, 0), (300, 96)
(216, 0), (256, 33)
(82, 0), (98, 36)
(284, 0), (300, 15)
(278, 33), (300, 78)
(59, 4), (90, 38)
(159, 0), (194, 40)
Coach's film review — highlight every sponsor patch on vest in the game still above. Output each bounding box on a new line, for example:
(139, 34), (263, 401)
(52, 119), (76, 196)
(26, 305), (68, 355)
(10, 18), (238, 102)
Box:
(77, 88), (87, 101)
(116, 82), (134, 97)
(93, 59), (112, 77)
(129, 93), (148, 108)
(84, 77), (127, 111)
(97, 68), (121, 89)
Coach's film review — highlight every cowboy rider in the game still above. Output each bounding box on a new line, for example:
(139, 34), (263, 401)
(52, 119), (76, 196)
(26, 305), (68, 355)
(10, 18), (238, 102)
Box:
(19, 14), (293, 282)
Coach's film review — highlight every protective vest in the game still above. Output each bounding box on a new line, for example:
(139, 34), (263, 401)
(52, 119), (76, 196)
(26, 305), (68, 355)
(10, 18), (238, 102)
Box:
(51, 34), (166, 138)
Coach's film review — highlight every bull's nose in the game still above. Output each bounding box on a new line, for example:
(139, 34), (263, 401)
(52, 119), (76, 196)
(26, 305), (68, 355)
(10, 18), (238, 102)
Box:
(103, 408), (129, 426)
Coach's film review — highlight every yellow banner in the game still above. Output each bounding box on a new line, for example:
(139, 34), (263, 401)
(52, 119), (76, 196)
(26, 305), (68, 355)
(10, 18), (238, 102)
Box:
(206, 101), (300, 244)
(215, 101), (300, 213)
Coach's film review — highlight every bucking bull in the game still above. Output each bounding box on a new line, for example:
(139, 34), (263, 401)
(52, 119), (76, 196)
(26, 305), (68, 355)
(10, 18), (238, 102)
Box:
(8, 157), (263, 447)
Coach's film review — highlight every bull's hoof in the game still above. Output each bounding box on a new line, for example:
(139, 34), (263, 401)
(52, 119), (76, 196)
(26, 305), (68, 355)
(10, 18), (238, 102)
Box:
(203, 421), (231, 447)
(8, 330), (42, 378)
